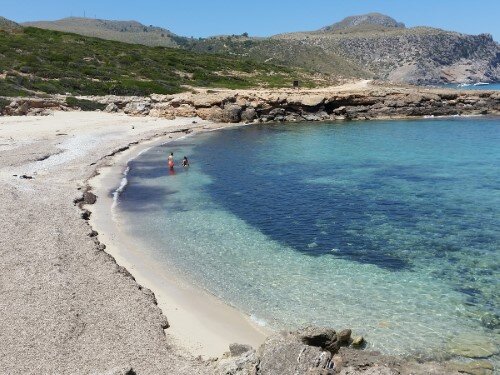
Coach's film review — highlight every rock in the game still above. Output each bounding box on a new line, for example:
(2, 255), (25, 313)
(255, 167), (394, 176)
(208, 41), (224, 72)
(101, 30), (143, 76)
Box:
(229, 343), (253, 357)
(196, 106), (224, 122)
(83, 191), (97, 205)
(258, 332), (334, 375)
(303, 114), (322, 121)
(480, 313), (499, 330)
(288, 95), (325, 107)
(332, 106), (346, 115)
(284, 114), (300, 122)
(351, 336), (365, 348)
(124, 101), (150, 115)
(449, 360), (494, 375)
(295, 326), (345, 353)
(214, 348), (258, 375)
(337, 329), (352, 345)
(240, 108), (257, 122)
(15, 102), (29, 115)
(174, 104), (196, 117)
(105, 103), (119, 113)
(269, 108), (286, 116)
(447, 334), (499, 358)
(222, 104), (242, 123)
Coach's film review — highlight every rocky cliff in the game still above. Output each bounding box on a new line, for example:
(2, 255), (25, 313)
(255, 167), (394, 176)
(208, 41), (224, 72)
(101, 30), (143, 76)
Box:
(2, 85), (499, 122)
(276, 26), (500, 85)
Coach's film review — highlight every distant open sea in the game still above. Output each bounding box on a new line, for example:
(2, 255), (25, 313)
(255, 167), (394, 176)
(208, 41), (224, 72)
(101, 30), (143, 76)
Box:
(440, 83), (500, 90)
(117, 117), (499, 362)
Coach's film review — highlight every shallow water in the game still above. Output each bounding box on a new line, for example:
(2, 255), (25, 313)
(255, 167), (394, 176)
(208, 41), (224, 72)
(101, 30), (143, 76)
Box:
(118, 118), (499, 361)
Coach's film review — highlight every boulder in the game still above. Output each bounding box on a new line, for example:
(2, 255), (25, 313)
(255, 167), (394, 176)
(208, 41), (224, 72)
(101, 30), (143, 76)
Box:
(83, 191), (97, 205)
(124, 101), (150, 115)
(222, 104), (242, 123)
(351, 336), (365, 348)
(337, 329), (352, 345)
(241, 108), (257, 122)
(196, 106), (224, 122)
(258, 332), (334, 375)
(214, 348), (258, 375)
(269, 108), (286, 116)
(15, 102), (30, 116)
(105, 103), (119, 113)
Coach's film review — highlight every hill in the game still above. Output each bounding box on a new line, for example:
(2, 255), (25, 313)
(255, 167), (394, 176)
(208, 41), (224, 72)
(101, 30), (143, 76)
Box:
(0, 16), (22, 31)
(23, 17), (183, 48)
(16, 14), (500, 84)
(177, 13), (500, 84)
(0, 27), (319, 97)
(275, 25), (500, 84)
(320, 12), (405, 32)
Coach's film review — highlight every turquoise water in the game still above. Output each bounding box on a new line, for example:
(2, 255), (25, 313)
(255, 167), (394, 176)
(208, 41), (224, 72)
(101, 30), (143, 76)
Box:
(118, 118), (499, 362)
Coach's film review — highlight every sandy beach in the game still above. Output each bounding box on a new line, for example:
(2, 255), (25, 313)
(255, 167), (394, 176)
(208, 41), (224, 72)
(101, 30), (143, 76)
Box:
(1, 109), (493, 375)
(0, 111), (267, 373)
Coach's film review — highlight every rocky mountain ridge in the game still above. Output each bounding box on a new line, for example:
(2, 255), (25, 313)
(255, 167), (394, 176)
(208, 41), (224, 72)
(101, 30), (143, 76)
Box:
(320, 12), (405, 32)
(8, 14), (500, 85)
(0, 16), (21, 31)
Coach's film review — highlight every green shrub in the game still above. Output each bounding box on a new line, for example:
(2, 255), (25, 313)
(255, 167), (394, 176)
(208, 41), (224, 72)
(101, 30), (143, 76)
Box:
(0, 27), (317, 96)
(66, 96), (106, 111)
(0, 97), (11, 113)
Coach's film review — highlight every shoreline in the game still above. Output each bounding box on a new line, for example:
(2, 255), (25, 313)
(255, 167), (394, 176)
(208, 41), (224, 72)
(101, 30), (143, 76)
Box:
(87, 124), (272, 358)
(0, 107), (496, 374)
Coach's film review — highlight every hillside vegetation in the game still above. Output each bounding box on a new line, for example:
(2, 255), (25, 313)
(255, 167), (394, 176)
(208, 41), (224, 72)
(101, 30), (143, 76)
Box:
(10, 13), (500, 85)
(0, 27), (318, 97)
(23, 17), (181, 48)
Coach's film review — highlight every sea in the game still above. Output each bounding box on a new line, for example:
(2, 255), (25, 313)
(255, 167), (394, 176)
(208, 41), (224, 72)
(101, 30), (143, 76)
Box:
(116, 117), (499, 363)
(440, 83), (500, 90)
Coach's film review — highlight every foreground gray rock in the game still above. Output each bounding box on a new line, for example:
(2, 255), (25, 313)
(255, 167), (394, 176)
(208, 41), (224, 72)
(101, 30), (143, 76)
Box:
(212, 327), (491, 375)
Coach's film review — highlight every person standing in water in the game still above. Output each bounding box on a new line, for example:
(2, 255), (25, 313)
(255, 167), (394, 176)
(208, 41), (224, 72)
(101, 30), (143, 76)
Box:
(168, 152), (174, 169)
(182, 156), (190, 167)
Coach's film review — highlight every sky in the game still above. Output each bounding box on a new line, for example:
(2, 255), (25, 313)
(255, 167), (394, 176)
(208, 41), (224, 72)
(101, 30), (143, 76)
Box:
(2, 0), (500, 41)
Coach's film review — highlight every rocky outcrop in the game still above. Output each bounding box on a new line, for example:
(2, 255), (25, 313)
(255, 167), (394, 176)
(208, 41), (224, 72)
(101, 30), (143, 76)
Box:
(90, 87), (500, 122)
(1, 98), (65, 116)
(212, 327), (470, 375)
(2, 85), (500, 122)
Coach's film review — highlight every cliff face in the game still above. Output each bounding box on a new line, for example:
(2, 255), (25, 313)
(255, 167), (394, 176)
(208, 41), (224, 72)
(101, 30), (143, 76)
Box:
(275, 26), (500, 85)
(3, 85), (499, 122)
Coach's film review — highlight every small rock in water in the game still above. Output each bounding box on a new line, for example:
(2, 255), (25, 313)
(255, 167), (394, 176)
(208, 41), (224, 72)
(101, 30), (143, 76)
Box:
(449, 360), (494, 375)
(352, 336), (365, 348)
(480, 313), (499, 330)
(447, 334), (499, 358)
